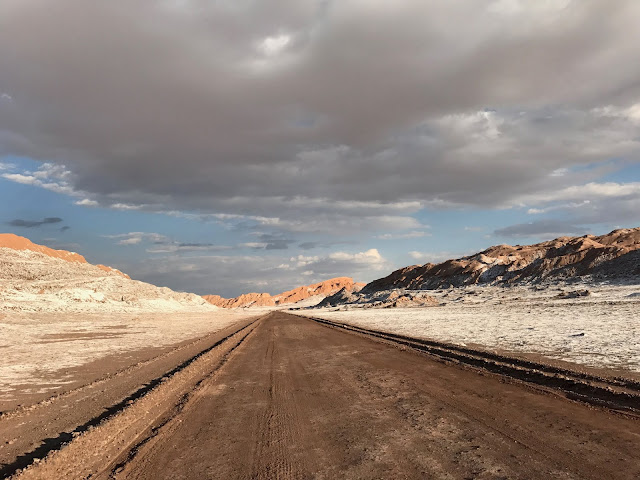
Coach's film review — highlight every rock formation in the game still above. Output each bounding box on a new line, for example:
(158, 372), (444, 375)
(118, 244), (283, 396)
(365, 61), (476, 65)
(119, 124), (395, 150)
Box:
(204, 277), (365, 308)
(315, 288), (438, 309)
(0, 233), (87, 264)
(362, 227), (640, 294)
(0, 233), (130, 278)
(1, 234), (213, 313)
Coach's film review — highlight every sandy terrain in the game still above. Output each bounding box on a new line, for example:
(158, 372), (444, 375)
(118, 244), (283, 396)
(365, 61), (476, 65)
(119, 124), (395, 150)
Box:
(0, 310), (255, 411)
(5, 312), (639, 480)
(0, 239), (255, 410)
(0, 316), (260, 478)
(299, 282), (640, 374)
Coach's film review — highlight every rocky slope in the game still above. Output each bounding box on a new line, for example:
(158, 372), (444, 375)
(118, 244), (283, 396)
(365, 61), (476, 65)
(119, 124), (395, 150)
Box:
(204, 277), (365, 308)
(0, 234), (215, 313)
(0, 233), (130, 278)
(317, 228), (640, 308)
(314, 288), (439, 309)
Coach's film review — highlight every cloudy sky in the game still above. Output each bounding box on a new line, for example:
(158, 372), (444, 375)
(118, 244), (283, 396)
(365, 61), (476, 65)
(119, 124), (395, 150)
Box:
(1, 0), (639, 296)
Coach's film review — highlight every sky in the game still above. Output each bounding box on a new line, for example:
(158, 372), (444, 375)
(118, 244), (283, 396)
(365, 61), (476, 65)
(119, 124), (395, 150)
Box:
(1, 0), (639, 297)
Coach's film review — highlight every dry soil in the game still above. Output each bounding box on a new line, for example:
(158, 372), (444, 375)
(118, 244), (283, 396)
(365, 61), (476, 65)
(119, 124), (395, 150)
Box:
(6, 312), (640, 480)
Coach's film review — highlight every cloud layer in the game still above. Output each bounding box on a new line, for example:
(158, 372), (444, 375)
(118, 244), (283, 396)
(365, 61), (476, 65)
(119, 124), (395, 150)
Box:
(133, 248), (389, 297)
(1, 1), (639, 229)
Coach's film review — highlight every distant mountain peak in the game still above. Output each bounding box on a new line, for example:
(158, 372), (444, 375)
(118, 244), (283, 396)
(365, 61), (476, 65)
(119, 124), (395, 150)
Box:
(203, 277), (365, 308)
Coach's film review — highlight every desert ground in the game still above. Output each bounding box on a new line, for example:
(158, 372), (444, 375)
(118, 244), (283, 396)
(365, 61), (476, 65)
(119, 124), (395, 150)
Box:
(298, 282), (640, 375)
(0, 311), (257, 411)
(1, 309), (639, 479)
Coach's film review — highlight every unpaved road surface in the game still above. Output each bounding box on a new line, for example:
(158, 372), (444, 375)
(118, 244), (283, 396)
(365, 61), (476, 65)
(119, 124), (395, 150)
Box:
(7, 311), (640, 479)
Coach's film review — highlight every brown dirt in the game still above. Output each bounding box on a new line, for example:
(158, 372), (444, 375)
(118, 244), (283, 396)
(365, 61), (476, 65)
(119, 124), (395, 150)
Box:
(7, 312), (640, 479)
(0, 316), (260, 477)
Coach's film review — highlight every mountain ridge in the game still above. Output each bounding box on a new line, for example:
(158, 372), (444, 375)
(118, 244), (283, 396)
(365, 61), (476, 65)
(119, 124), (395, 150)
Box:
(313, 228), (640, 309)
(204, 277), (365, 308)
(361, 227), (640, 294)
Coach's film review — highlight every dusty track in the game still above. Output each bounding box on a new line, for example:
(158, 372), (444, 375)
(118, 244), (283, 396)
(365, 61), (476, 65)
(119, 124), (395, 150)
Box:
(8, 311), (640, 479)
(307, 316), (640, 414)
(0, 316), (260, 479)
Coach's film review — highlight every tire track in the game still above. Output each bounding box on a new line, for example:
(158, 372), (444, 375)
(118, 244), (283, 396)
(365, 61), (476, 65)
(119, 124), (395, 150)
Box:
(6, 316), (263, 480)
(107, 324), (259, 479)
(85, 311), (640, 480)
(250, 325), (302, 480)
(303, 315), (640, 415)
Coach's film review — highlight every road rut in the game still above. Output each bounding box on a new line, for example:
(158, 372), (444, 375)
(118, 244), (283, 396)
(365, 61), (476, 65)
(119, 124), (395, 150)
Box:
(110, 312), (640, 480)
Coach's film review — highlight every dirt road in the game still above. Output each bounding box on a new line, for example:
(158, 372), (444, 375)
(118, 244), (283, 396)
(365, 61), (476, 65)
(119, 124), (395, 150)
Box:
(9, 311), (640, 479)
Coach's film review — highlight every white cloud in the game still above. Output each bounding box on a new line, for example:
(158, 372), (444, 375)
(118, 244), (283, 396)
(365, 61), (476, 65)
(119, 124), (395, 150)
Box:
(291, 254), (319, 268)
(258, 33), (291, 56)
(518, 182), (640, 204)
(526, 200), (590, 215)
(506, 181), (640, 226)
(105, 232), (169, 246)
(328, 249), (385, 266)
(2, 173), (37, 185)
(2, 163), (81, 197)
(119, 236), (142, 245)
(75, 198), (99, 207)
(408, 251), (458, 264)
(111, 203), (142, 211)
(239, 242), (268, 249)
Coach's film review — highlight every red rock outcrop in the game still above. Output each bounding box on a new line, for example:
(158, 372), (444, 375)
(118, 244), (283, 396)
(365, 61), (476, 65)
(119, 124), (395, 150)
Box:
(204, 277), (365, 308)
(0, 233), (130, 278)
(204, 292), (276, 309)
(362, 227), (640, 293)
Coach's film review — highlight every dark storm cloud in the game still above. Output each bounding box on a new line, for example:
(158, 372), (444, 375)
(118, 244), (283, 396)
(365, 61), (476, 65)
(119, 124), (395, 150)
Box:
(494, 220), (587, 238)
(8, 217), (63, 228)
(1, 1), (640, 228)
(60, 226), (71, 232)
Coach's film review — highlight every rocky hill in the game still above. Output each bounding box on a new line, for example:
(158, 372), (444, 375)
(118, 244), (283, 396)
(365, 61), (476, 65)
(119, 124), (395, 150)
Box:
(204, 277), (365, 308)
(0, 234), (215, 313)
(313, 228), (640, 309)
(362, 228), (640, 294)
(0, 233), (131, 278)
